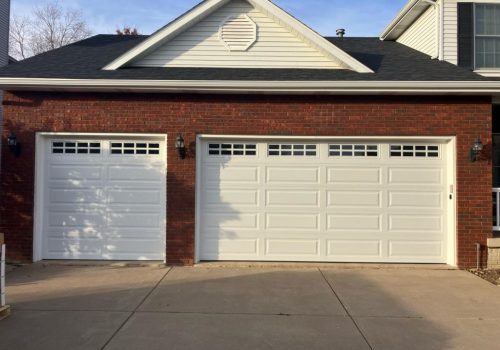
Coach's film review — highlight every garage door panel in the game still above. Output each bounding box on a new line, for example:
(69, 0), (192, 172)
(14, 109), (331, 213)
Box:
(205, 165), (259, 184)
(108, 189), (162, 205)
(46, 238), (103, 256)
(42, 137), (166, 260)
(199, 140), (450, 263)
(327, 240), (382, 257)
(389, 215), (442, 232)
(389, 168), (442, 185)
(48, 211), (105, 228)
(265, 239), (320, 256)
(389, 191), (443, 209)
(265, 213), (319, 230)
(327, 214), (382, 231)
(327, 191), (382, 208)
(327, 167), (381, 185)
(266, 167), (319, 184)
(389, 240), (443, 258)
(108, 165), (164, 182)
(201, 238), (258, 255)
(108, 212), (161, 228)
(49, 164), (103, 182)
(48, 188), (104, 204)
(204, 212), (259, 229)
(266, 190), (320, 207)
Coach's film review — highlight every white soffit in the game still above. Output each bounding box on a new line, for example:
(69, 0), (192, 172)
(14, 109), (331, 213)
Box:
(102, 0), (374, 73)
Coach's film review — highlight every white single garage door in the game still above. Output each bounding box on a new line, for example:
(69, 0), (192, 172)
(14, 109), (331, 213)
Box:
(39, 136), (166, 260)
(198, 139), (452, 263)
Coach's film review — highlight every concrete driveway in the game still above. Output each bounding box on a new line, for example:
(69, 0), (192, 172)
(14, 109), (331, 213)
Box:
(2, 263), (500, 350)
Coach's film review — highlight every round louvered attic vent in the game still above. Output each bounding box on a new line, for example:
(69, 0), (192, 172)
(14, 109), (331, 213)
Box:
(219, 14), (257, 51)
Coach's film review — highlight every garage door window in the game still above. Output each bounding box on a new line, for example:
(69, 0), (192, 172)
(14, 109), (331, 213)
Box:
(52, 141), (101, 155)
(268, 144), (317, 156)
(329, 144), (378, 157)
(390, 145), (439, 158)
(208, 143), (257, 156)
(111, 142), (160, 155)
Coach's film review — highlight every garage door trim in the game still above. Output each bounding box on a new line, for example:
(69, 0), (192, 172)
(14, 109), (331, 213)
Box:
(195, 135), (457, 266)
(33, 132), (168, 262)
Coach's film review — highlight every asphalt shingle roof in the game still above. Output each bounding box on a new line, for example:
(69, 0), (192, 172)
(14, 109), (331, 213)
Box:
(0, 34), (489, 81)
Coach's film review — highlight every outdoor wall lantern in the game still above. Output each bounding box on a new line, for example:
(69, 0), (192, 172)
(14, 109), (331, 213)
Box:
(176, 134), (186, 159)
(470, 137), (483, 162)
(7, 131), (20, 156)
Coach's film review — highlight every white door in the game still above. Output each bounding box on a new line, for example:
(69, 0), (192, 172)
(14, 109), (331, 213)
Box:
(198, 139), (451, 263)
(40, 136), (166, 260)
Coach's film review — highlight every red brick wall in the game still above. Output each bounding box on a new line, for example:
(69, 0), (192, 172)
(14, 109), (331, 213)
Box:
(0, 92), (492, 268)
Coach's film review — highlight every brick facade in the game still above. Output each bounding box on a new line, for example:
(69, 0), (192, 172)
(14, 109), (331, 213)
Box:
(0, 92), (493, 268)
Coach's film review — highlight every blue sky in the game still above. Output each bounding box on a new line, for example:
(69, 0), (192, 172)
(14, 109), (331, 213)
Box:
(11, 0), (408, 37)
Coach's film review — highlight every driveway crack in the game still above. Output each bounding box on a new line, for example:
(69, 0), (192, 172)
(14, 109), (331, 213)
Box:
(318, 268), (374, 350)
(100, 266), (173, 350)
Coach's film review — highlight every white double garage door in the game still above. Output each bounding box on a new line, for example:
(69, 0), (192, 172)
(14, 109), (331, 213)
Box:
(198, 138), (454, 264)
(37, 134), (453, 263)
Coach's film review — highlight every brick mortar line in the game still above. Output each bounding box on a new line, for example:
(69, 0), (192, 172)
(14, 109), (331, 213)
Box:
(100, 266), (173, 350)
(318, 268), (375, 350)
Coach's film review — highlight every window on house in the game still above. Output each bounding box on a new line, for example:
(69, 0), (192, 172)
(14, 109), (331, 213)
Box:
(475, 4), (500, 69)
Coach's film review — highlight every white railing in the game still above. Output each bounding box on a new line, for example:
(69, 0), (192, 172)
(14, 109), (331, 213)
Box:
(494, 188), (500, 231)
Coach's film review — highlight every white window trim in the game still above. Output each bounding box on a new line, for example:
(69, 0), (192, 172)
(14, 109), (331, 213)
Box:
(473, 3), (500, 71)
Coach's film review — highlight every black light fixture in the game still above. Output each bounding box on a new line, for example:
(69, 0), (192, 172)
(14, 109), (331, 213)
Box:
(7, 131), (20, 156)
(175, 134), (186, 159)
(470, 137), (483, 162)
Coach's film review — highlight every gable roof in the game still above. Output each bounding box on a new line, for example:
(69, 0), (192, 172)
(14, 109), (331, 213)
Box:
(0, 35), (486, 81)
(102, 0), (374, 73)
(0, 35), (499, 95)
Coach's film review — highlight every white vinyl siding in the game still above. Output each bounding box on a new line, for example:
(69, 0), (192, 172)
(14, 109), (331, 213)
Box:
(397, 5), (437, 57)
(443, 0), (459, 65)
(133, 0), (342, 69)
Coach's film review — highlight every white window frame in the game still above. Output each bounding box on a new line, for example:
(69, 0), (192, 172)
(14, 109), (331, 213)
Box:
(474, 3), (500, 72)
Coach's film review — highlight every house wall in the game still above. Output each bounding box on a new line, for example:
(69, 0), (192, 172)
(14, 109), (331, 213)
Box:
(0, 92), (492, 268)
(397, 5), (438, 57)
(133, 0), (342, 69)
(0, 0), (10, 162)
(443, 0), (458, 65)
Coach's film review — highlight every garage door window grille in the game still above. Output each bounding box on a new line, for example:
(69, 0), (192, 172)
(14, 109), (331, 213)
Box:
(390, 145), (439, 158)
(208, 143), (257, 156)
(110, 142), (160, 155)
(52, 141), (101, 154)
(329, 144), (378, 157)
(268, 144), (317, 156)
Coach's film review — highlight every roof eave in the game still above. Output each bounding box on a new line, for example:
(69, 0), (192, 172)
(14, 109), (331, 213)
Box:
(0, 78), (498, 96)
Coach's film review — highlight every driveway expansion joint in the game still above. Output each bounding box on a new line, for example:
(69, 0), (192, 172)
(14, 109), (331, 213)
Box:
(318, 268), (375, 350)
(100, 266), (173, 350)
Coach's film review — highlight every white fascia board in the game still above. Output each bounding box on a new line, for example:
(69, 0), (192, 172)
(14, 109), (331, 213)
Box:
(248, 0), (373, 73)
(102, 0), (231, 70)
(1, 78), (500, 95)
(380, 0), (431, 40)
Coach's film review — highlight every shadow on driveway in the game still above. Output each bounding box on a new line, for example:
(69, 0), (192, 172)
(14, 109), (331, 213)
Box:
(1, 264), (499, 350)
